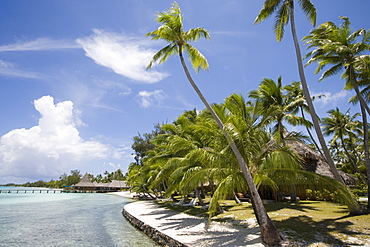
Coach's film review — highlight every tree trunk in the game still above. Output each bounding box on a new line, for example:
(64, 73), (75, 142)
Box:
(289, 3), (364, 214)
(178, 47), (283, 245)
(300, 106), (324, 157)
(349, 66), (370, 210)
(359, 106), (370, 210)
(196, 188), (205, 206)
(233, 191), (242, 204)
(289, 3), (345, 185)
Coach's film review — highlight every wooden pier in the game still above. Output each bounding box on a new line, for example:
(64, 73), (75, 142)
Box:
(0, 189), (62, 194)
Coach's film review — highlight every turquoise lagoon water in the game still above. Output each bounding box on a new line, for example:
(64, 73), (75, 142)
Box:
(0, 187), (158, 247)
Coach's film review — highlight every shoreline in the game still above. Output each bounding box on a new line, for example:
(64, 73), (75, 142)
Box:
(111, 192), (370, 246)
(111, 191), (266, 247)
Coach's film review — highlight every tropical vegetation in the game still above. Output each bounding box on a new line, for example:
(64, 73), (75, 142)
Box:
(18, 169), (126, 188)
(125, 2), (369, 246)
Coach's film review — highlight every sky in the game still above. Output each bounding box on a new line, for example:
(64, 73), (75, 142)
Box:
(0, 0), (369, 184)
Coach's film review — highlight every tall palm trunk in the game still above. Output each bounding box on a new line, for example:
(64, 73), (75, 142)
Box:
(289, 2), (343, 184)
(300, 106), (324, 157)
(289, 3), (364, 214)
(350, 67), (370, 209)
(178, 46), (283, 245)
(349, 67), (370, 115)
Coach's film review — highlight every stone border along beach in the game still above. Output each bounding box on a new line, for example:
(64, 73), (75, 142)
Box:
(112, 192), (370, 247)
(112, 191), (274, 247)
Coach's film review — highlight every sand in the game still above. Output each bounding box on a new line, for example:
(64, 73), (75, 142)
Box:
(110, 192), (370, 247)
(111, 191), (265, 246)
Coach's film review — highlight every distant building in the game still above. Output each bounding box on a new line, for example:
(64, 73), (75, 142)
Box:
(72, 173), (130, 192)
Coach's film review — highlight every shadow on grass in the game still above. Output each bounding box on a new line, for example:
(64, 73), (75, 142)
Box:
(262, 201), (369, 245)
(158, 199), (370, 245)
(275, 214), (368, 246)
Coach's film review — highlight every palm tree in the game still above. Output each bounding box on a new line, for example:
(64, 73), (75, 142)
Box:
(249, 77), (312, 143)
(304, 17), (370, 209)
(284, 81), (324, 154)
(146, 3), (283, 245)
(304, 16), (370, 115)
(322, 108), (366, 181)
(254, 0), (347, 187)
(347, 55), (370, 105)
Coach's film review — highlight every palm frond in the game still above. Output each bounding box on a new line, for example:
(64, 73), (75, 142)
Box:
(274, 1), (290, 42)
(184, 43), (209, 73)
(298, 0), (316, 26)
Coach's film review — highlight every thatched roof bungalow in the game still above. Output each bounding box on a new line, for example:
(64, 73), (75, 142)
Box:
(72, 172), (130, 192)
(285, 139), (357, 186)
(74, 173), (95, 190)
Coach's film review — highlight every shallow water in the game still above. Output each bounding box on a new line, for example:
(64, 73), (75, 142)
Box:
(0, 187), (158, 247)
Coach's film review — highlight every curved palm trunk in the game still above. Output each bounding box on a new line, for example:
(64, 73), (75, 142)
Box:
(289, 3), (344, 184)
(178, 47), (283, 245)
(289, 3), (364, 214)
(300, 106), (324, 156)
(349, 68), (370, 116)
(349, 67), (370, 209)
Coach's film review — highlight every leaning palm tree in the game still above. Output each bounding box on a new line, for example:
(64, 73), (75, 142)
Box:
(254, 0), (347, 187)
(249, 76), (312, 143)
(303, 17), (370, 209)
(304, 17), (370, 115)
(146, 2), (282, 245)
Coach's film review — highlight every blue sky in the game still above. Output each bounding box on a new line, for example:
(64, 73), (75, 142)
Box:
(0, 0), (369, 184)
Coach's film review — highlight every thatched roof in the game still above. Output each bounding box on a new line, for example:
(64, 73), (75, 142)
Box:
(73, 173), (130, 189)
(109, 180), (129, 188)
(93, 181), (110, 187)
(74, 173), (95, 187)
(285, 139), (357, 186)
(285, 139), (322, 161)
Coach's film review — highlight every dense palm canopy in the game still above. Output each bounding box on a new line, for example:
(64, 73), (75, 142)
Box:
(322, 108), (365, 178)
(126, 3), (370, 246)
(304, 17), (370, 209)
(249, 77), (312, 142)
(253, 0), (352, 190)
(146, 3), (286, 244)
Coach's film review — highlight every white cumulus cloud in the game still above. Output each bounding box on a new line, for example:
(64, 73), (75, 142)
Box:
(0, 96), (121, 184)
(76, 29), (168, 83)
(136, 90), (166, 108)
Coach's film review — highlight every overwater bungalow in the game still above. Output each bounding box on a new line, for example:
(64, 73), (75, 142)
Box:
(71, 173), (130, 192)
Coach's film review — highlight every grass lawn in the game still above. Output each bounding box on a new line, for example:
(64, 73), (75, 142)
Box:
(158, 199), (370, 246)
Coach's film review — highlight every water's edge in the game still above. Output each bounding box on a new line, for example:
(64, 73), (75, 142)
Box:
(122, 203), (186, 247)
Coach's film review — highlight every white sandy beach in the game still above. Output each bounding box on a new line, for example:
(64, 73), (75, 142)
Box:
(111, 192), (369, 247)
(111, 191), (266, 246)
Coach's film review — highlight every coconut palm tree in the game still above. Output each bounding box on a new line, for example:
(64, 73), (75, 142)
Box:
(304, 17), (370, 209)
(249, 77), (312, 143)
(146, 2), (283, 244)
(254, 0), (346, 187)
(304, 16), (370, 115)
(347, 55), (370, 105)
(284, 81), (324, 154)
(322, 108), (366, 181)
